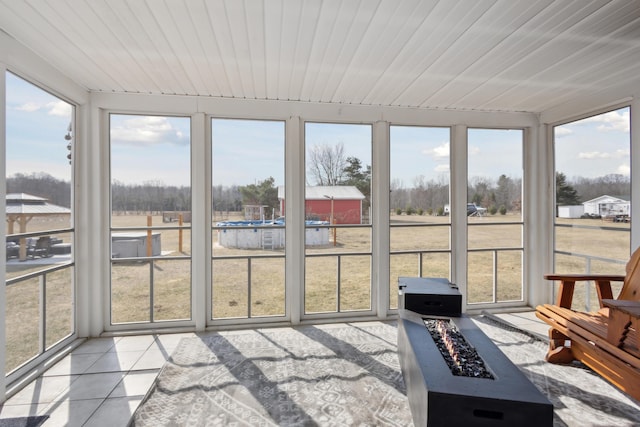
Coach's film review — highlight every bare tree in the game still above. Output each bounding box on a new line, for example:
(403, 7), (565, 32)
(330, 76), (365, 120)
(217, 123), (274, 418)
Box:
(307, 142), (347, 185)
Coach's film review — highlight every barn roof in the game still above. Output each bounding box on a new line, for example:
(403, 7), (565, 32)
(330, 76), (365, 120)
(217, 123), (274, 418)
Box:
(278, 186), (365, 200)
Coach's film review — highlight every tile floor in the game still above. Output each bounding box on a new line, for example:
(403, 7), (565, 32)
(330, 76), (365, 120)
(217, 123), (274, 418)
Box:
(0, 311), (548, 426)
(0, 332), (197, 426)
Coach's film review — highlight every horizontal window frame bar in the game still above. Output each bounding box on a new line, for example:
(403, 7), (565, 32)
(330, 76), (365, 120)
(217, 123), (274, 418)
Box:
(6, 262), (75, 285)
(7, 228), (74, 239)
(553, 250), (627, 266)
(111, 225), (190, 232)
(111, 255), (191, 263)
(554, 223), (629, 232)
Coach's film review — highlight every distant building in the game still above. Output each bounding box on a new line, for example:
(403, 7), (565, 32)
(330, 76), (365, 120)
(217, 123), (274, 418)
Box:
(557, 205), (584, 218)
(278, 186), (366, 224)
(582, 195), (630, 217)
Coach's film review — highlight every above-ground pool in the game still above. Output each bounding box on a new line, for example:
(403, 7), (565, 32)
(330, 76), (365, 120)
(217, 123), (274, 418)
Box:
(215, 219), (329, 249)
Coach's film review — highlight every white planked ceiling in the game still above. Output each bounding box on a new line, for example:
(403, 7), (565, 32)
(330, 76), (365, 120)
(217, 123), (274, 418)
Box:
(1, 0), (639, 114)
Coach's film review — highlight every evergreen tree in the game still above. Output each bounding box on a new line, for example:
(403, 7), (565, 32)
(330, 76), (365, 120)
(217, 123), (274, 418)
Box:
(239, 177), (278, 212)
(556, 172), (580, 205)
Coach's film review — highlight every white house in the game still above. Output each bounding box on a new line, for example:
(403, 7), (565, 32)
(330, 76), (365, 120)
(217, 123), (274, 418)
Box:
(582, 195), (630, 217)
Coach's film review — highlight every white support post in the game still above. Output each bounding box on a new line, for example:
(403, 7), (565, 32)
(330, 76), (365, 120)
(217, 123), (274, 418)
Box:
(450, 125), (468, 308)
(523, 122), (554, 306)
(94, 105), (109, 336)
(631, 97), (640, 252)
(75, 101), (97, 338)
(372, 121), (390, 318)
(192, 113), (207, 331)
(286, 117), (304, 324)
(0, 64), (7, 402)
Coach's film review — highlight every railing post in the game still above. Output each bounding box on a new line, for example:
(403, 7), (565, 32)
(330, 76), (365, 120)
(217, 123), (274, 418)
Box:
(147, 215), (152, 257)
(149, 260), (154, 322)
(493, 250), (498, 303)
(336, 255), (341, 312)
(585, 257), (592, 312)
(247, 258), (252, 318)
(39, 273), (46, 353)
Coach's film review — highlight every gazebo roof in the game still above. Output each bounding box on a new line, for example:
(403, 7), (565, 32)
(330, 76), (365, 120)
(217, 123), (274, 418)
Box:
(6, 193), (71, 216)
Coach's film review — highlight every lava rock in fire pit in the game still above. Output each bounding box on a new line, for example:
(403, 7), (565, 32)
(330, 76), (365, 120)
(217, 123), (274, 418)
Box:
(424, 318), (494, 379)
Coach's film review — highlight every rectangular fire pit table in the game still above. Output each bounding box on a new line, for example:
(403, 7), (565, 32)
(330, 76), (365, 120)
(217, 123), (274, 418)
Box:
(398, 309), (553, 426)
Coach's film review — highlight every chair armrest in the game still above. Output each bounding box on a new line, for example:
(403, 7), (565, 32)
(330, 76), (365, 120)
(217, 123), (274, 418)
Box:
(544, 274), (625, 309)
(544, 274), (625, 282)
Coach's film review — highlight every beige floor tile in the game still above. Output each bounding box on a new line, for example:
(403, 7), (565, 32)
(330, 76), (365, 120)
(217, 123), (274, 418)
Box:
(66, 372), (124, 401)
(109, 370), (159, 398)
(0, 402), (49, 418)
(41, 398), (104, 427)
(110, 335), (156, 353)
(131, 348), (170, 371)
(83, 351), (144, 374)
(42, 353), (104, 377)
(6, 375), (79, 405)
(83, 396), (143, 427)
(71, 338), (119, 354)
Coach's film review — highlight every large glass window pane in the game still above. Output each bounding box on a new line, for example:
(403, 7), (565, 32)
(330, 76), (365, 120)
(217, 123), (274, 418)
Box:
(110, 114), (191, 324)
(45, 268), (74, 348)
(5, 72), (74, 373)
(390, 126), (450, 309)
(305, 123), (372, 314)
(554, 108), (630, 311)
(467, 129), (523, 304)
(211, 119), (285, 320)
(5, 278), (39, 373)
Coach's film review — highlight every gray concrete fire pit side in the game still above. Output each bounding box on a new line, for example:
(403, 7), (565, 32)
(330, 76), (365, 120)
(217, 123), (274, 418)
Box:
(398, 309), (553, 427)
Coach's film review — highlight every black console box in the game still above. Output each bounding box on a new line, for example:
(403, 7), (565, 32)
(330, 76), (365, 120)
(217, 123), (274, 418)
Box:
(398, 277), (462, 317)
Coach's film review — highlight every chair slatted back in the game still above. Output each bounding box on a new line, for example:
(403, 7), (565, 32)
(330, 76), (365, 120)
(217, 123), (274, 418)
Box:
(619, 247), (640, 301)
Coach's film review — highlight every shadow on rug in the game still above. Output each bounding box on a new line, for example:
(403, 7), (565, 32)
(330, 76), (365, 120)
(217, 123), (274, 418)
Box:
(132, 318), (640, 427)
(132, 322), (410, 426)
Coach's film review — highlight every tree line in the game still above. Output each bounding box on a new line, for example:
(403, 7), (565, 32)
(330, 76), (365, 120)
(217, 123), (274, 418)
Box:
(6, 170), (629, 216)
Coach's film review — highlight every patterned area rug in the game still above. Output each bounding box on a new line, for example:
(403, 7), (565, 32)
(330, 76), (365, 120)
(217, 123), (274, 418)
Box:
(132, 322), (409, 426)
(132, 318), (640, 427)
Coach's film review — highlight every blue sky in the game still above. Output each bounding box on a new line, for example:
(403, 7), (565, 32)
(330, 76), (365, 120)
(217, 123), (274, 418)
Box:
(555, 108), (630, 180)
(5, 72), (73, 182)
(5, 72), (631, 188)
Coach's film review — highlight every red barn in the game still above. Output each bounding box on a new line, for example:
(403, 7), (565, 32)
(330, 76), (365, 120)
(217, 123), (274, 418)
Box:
(278, 186), (366, 224)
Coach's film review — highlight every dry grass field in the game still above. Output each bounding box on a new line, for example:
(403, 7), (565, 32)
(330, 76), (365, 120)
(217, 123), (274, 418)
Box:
(5, 212), (631, 373)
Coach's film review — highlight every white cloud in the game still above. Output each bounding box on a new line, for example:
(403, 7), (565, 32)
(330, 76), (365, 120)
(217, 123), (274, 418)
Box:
(434, 164), (449, 173)
(578, 149), (628, 160)
(554, 127), (573, 137)
(47, 101), (72, 117)
(422, 142), (450, 158)
(617, 163), (630, 176)
(578, 151), (611, 159)
(13, 100), (72, 117)
(111, 116), (188, 146)
(580, 110), (630, 132)
(15, 102), (41, 112)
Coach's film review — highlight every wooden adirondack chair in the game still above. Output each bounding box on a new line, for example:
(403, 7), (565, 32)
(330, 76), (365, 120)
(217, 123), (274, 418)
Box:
(536, 247), (640, 401)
